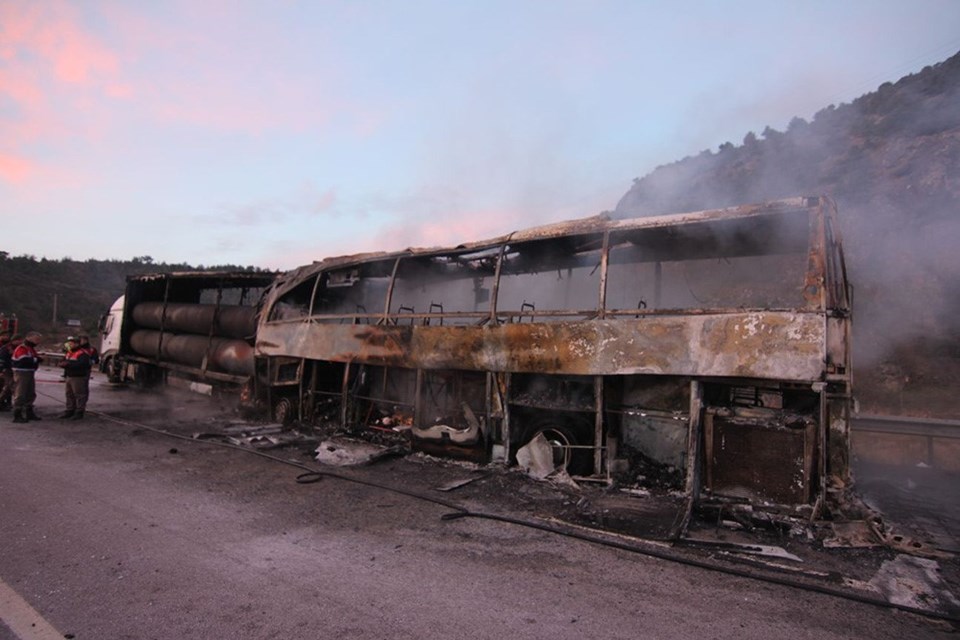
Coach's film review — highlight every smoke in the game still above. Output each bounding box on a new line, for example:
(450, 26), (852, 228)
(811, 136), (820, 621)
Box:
(612, 52), (960, 387)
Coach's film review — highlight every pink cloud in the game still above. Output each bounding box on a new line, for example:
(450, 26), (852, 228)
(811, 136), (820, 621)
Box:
(374, 209), (519, 251)
(2, 1), (368, 153)
(0, 153), (34, 183)
(106, 83), (134, 99)
(0, 2), (132, 187)
(100, 2), (360, 135)
(0, 2), (118, 86)
(256, 207), (526, 271)
(0, 68), (44, 111)
(139, 52), (344, 135)
(49, 25), (118, 84)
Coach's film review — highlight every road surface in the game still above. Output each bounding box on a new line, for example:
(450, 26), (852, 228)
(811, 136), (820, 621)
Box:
(0, 370), (954, 639)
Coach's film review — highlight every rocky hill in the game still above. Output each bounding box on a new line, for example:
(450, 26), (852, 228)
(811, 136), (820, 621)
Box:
(615, 51), (960, 417)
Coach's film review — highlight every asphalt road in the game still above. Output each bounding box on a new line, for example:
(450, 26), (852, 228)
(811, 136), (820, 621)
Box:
(0, 370), (953, 639)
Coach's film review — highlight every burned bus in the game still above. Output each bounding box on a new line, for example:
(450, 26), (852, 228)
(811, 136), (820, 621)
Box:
(255, 196), (852, 513)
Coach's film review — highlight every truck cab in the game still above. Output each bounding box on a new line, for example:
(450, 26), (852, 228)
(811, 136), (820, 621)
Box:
(98, 295), (124, 381)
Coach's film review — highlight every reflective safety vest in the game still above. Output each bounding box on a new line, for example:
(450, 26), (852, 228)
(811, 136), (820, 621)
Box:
(11, 343), (40, 372)
(63, 348), (92, 377)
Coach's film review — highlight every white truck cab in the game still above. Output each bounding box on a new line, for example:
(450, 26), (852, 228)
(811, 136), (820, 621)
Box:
(98, 295), (124, 381)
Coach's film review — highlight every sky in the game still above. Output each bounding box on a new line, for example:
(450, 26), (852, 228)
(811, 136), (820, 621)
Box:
(2, 1), (959, 271)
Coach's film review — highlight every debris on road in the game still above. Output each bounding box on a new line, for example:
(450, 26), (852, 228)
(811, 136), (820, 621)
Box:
(515, 433), (556, 479)
(679, 539), (804, 562)
(822, 520), (884, 549)
(868, 555), (960, 614)
(433, 473), (491, 492)
(192, 421), (313, 449)
(315, 437), (405, 466)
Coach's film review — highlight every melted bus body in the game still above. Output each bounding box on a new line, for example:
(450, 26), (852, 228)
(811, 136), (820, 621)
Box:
(256, 197), (851, 512)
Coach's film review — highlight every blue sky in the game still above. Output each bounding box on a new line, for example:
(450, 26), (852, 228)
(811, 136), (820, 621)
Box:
(2, 1), (959, 269)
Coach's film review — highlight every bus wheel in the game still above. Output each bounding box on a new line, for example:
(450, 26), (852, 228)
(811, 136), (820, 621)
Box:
(524, 420), (591, 476)
(273, 397), (296, 425)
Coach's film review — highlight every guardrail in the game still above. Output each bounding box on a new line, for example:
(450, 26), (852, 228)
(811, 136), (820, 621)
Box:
(38, 350), (66, 367)
(853, 414), (960, 439)
(851, 414), (960, 471)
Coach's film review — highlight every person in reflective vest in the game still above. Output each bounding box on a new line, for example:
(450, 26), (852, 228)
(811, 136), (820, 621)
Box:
(59, 337), (92, 420)
(78, 334), (100, 366)
(11, 331), (43, 423)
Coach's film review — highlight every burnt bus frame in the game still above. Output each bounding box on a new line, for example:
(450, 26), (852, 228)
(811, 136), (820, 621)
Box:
(255, 197), (852, 514)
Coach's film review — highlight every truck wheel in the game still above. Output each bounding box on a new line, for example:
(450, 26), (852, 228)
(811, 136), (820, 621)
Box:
(102, 356), (120, 383)
(273, 397), (296, 425)
(522, 419), (592, 476)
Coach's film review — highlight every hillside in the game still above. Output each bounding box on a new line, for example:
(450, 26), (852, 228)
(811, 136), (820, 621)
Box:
(0, 253), (264, 343)
(615, 51), (960, 417)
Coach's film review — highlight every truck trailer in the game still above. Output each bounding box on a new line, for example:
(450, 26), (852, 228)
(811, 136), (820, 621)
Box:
(104, 271), (277, 394)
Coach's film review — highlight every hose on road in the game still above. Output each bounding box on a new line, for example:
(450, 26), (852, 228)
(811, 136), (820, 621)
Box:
(40, 390), (960, 627)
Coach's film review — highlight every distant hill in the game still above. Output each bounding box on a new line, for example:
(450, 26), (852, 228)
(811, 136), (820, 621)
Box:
(0, 253), (265, 343)
(615, 51), (960, 417)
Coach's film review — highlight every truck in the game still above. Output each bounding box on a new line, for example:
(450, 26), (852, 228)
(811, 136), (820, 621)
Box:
(101, 197), (853, 518)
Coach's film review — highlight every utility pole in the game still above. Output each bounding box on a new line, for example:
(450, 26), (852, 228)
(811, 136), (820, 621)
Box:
(52, 293), (58, 324)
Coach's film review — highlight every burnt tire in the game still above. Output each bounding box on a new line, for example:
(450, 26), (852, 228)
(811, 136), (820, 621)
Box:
(522, 420), (592, 476)
(273, 396), (296, 425)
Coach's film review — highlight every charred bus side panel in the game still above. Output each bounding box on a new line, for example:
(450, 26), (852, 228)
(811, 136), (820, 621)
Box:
(117, 271), (276, 394)
(255, 197), (852, 513)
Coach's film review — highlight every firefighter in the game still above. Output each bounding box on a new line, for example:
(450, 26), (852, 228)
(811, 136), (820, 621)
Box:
(0, 331), (14, 411)
(59, 337), (91, 420)
(11, 331), (43, 423)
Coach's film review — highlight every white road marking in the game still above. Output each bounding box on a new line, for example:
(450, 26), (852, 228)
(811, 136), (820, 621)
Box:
(0, 577), (65, 640)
